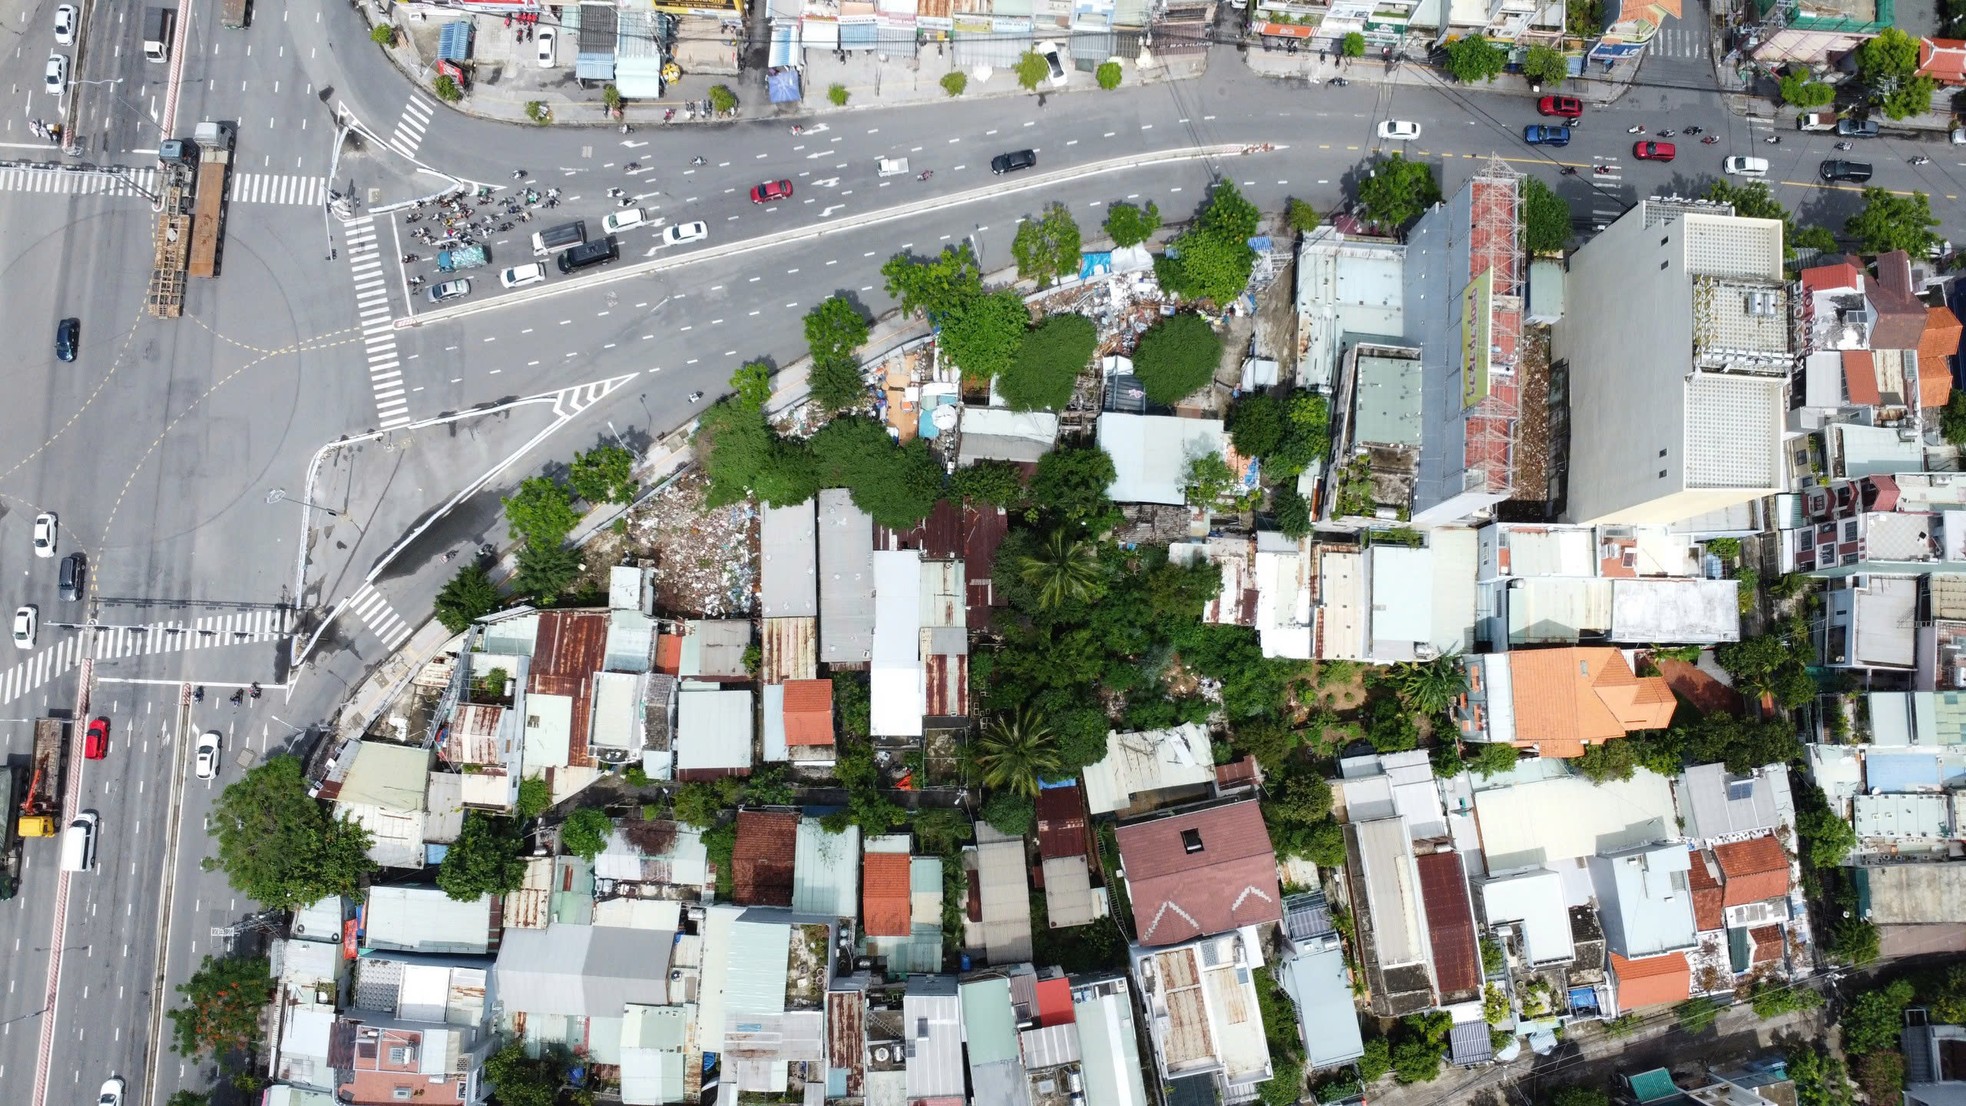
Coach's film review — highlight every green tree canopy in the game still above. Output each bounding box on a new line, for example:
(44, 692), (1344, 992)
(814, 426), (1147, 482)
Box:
(949, 459), (1026, 505)
(567, 443), (638, 504)
(1158, 180), (1262, 304)
(503, 475), (579, 546)
(483, 1041), (564, 1106)
(1341, 31), (1367, 56)
(1001, 313), (1097, 411)
(1779, 72), (1837, 107)
(882, 243), (981, 318)
(1012, 203), (1084, 288)
(1096, 60), (1123, 89)
(1133, 313), (1222, 406)
(731, 360), (773, 409)
(1229, 393), (1286, 458)
(1270, 393), (1331, 476)
(1522, 177), (1572, 256)
(1521, 44), (1567, 86)
(513, 538), (580, 603)
(1444, 34), (1507, 82)
(1358, 154), (1441, 231)
(207, 757), (374, 911)
(1944, 392), (1966, 448)
(981, 789), (1035, 836)
(169, 954), (273, 1058)
(807, 416), (946, 529)
(805, 296), (873, 412)
(1550, 1087), (1611, 1106)
(1183, 453), (1238, 508)
(1856, 26), (1920, 88)
(940, 288), (1030, 382)
(434, 564), (503, 633)
(1015, 50), (1050, 90)
(438, 812), (529, 900)
(1796, 807), (1856, 867)
(1015, 529), (1108, 610)
(1104, 201), (1161, 248)
(1391, 655), (1467, 715)
(560, 807), (614, 860)
(1029, 445), (1117, 523)
(1842, 979), (1914, 1053)
(1845, 188), (1941, 256)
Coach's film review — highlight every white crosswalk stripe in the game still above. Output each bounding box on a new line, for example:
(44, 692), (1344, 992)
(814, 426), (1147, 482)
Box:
(1646, 24), (1709, 60)
(389, 97), (437, 159)
(228, 171), (330, 207)
(340, 216), (413, 430)
(344, 584), (414, 651)
(0, 609), (292, 703)
(0, 164), (157, 197)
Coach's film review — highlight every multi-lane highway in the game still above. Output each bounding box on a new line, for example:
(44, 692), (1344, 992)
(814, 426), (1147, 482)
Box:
(0, 0), (1962, 1100)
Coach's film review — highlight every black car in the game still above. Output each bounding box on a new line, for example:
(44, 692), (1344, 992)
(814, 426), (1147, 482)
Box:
(1820, 159), (1874, 183)
(58, 552), (83, 602)
(54, 317), (78, 362)
(990, 149), (1037, 175)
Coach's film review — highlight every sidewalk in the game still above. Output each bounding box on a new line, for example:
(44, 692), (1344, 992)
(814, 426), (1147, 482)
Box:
(365, 2), (1204, 129)
(1241, 44), (1646, 108)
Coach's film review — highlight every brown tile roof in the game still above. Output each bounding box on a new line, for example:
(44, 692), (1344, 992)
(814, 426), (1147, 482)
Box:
(1215, 755), (1262, 790)
(963, 504), (1009, 626)
(1800, 259), (1863, 294)
(1114, 800), (1281, 946)
(528, 610), (608, 767)
(782, 679), (834, 746)
(1610, 952), (1691, 1008)
(1415, 851), (1481, 998)
(1035, 784), (1089, 862)
(1868, 253), (1929, 350)
(731, 811), (799, 906)
(1688, 850), (1725, 932)
(862, 851), (913, 937)
(1750, 923), (1786, 966)
(1505, 647), (1677, 758)
(1920, 304), (1961, 411)
(1714, 835), (1790, 906)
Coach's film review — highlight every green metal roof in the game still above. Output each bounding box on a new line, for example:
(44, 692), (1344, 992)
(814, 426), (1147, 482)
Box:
(958, 977), (1020, 1065)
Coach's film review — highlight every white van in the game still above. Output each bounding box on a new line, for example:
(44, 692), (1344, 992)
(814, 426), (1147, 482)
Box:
(61, 812), (98, 872)
(1724, 156), (1769, 177)
(603, 207), (651, 234)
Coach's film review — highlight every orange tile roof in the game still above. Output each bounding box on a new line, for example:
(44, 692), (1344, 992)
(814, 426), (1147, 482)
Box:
(1505, 647), (1676, 758)
(1610, 952), (1691, 1009)
(1687, 851), (1724, 932)
(862, 851), (912, 937)
(1800, 260), (1862, 294)
(1714, 835), (1790, 906)
(1921, 37), (1966, 84)
(1919, 304), (1961, 412)
(1844, 350), (1882, 406)
(1750, 924), (1786, 966)
(782, 678), (834, 746)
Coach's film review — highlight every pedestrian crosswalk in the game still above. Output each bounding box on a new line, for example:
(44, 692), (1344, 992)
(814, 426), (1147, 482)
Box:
(341, 215), (412, 431)
(0, 608), (292, 704)
(1646, 23), (1710, 60)
(0, 164), (327, 205)
(1586, 160), (1625, 232)
(344, 583), (413, 651)
(228, 171), (329, 206)
(389, 97), (437, 159)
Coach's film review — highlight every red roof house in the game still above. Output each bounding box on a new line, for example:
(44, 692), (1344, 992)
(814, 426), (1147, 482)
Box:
(1688, 850), (1725, 932)
(1033, 977), (1075, 1028)
(1415, 851), (1481, 999)
(1714, 835), (1789, 907)
(731, 810), (800, 906)
(1920, 37), (1966, 84)
(1610, 952), (1691, 1009)
(1113, 800), (1282, 946)
(783, 679), (835, 746)
(1035, 783), (1090, 862)
(862, 850), (913, 937)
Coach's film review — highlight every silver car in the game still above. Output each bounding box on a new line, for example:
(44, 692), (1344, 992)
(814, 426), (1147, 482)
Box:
(44, 53), (67, 96)
(428, 278), (471, 303)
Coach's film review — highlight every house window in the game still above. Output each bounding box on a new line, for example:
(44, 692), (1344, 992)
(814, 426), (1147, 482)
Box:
(389, 1046), (411, 1065)
(1181, 829), (1204, 853)
(392, 1089), (413, 1101)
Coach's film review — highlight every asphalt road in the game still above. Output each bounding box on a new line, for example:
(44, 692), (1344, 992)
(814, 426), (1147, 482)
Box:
(0, 0), (1961, 1101)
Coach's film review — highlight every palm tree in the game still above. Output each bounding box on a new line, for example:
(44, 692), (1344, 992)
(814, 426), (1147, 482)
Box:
(1014, 528), (1106, 611)
(974, 705), (1062, 799)
(1391, 653), (1467, 716)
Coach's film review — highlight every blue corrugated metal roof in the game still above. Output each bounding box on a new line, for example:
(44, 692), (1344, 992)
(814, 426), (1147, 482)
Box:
(438, 21), (473, 61)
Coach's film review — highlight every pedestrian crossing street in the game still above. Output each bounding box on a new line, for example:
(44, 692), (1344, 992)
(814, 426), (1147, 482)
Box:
(0, 608), (291, 704)
(1586, 160), (1625, 232)
(389, 97), (437, 159)
(1646, 23), (1710, 60)
(341, 215), (412, 431)
(344, 583), (413, 651)
(0, 164), (327, 205)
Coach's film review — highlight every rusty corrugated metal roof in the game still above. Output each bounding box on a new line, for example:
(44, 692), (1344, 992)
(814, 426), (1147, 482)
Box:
(826, 989), (866, 1096)
(528, 610), (609, 767)
(923, 653), (968, 719)
(761, 616), (818, 684)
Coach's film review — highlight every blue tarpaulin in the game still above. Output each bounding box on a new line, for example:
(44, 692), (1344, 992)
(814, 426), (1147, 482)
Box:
(438, 20), (473, 61)
(767, 67), (802, 103)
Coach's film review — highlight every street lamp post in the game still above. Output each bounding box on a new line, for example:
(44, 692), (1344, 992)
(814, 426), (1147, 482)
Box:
(266, 488), (340, 517)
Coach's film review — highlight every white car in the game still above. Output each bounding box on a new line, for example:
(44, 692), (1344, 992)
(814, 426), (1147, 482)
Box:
(500, 262), (547, 289)
(13, 605), (36, 650)
(1035, 41), (1067, 87)
(195, 731), (221, 780)
(1376, 119), (1420, 141)
(98, 1078), (124, 1106)
(32, 513), (56, 559)
(662, 221), (707, 247)
(603, 207), (651, 233)
(536, 27), (555, 68)
(44, 53), (67, 96)
(54, 5), (76, 45)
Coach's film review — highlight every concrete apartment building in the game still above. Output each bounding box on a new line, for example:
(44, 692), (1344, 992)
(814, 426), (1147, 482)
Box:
(1555, 199), (1791, 526)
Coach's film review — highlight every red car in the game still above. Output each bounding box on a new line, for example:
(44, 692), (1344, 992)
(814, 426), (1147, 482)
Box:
(1633, 140), (1676, 161)
(84, 716), (108, 760)
(750, 179), (793, 204)
(1538, 95), (1584, 119)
